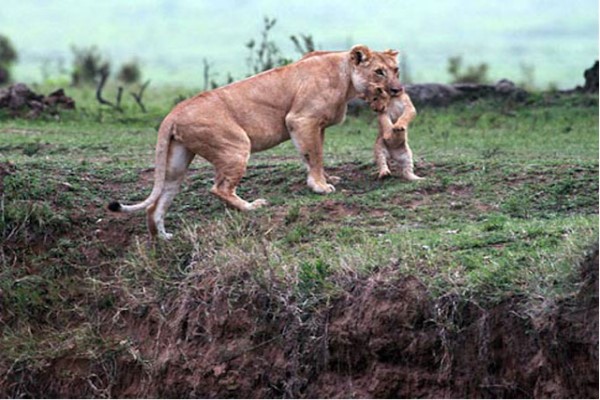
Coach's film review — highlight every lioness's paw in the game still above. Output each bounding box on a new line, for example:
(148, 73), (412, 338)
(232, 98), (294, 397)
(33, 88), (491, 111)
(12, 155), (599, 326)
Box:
(326, 175), (342, 185)
(249, 198), (269, 209)
(322, 183), (336, 194)
(378, 169), (392, 180)
(159, 232), (174, 240)
(311, 183), (336, 194)
(402, 172), (424, 181)
(307, 176), (336, 194)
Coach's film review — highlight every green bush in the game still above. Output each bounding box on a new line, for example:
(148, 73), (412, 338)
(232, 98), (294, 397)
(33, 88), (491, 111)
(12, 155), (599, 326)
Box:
(245, 16), (292, 75)
(448, 56), (490, 84)
(117, 60), (142, 84)
(0, 34), (18, 84)
(70, 45), (110, 86)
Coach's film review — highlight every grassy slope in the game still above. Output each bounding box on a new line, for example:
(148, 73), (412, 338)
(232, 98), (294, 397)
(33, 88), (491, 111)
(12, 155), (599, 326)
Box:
(0, 88), (598, 391)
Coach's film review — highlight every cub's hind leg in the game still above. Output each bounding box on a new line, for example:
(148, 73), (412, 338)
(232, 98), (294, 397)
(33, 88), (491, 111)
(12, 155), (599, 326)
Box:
(374, 136), (392, 179)
(389, 144), (423, 181)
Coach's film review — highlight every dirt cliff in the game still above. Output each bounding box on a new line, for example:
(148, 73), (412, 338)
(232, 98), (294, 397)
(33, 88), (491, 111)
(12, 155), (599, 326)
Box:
(1, 243), (596, 398)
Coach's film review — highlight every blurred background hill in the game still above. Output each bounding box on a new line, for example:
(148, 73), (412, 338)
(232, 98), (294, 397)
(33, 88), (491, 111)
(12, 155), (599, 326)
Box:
(0, 0), (598, 89)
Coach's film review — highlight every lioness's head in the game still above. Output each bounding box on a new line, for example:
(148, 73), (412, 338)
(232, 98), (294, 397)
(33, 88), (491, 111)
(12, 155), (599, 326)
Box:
(349, 45), (403, 97)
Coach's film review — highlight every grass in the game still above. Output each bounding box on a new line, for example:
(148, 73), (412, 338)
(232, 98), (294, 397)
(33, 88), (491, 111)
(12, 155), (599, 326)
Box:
(0, 86), (597, 394)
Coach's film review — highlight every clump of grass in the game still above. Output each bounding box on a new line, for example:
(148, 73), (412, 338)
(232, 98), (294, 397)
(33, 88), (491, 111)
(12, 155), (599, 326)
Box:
(0, 200), (70, 244)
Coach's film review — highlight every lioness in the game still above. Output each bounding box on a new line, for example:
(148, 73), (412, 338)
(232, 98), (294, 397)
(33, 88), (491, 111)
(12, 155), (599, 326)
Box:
(108, 45), (403, 238)
(364, 84), (423, 181)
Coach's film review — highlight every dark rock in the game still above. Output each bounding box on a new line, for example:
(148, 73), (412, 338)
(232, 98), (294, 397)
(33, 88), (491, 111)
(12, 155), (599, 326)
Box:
(583, 60), (599, 93)
(0, 83), (75, 118)
(0, 87), (9, 107)
(405, 83), (463, 106)
(348, 79), (530, 112)
(45, 88), (76, 109)
(398, 79), (527, 108)
(346, 98), (369, 116)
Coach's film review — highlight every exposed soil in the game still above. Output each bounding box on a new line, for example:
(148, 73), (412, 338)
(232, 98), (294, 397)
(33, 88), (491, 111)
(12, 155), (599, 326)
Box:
(1, 242), (596, 398)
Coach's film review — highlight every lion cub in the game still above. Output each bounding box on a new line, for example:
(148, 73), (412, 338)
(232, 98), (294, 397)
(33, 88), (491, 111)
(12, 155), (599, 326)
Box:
(366, 85), (423, 180)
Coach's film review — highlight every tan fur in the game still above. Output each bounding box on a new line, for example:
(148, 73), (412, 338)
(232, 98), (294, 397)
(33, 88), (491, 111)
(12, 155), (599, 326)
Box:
(365, 85), (423, 181)
(108, 45), (403, 239)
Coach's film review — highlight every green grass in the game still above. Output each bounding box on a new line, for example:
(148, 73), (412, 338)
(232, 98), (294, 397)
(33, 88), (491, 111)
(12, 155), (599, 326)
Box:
(0, 89), (597, 387)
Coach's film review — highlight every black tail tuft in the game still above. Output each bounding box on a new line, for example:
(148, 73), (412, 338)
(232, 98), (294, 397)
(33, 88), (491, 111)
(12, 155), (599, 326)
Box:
(107, 201), (122, 212)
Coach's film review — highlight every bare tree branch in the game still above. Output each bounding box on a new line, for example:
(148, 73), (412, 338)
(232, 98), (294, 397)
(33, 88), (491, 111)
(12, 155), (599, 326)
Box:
(130, 80), (150, 113)
(95, 68), (123, 111)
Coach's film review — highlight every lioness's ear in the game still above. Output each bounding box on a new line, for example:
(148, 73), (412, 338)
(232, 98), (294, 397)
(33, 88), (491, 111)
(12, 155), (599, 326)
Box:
(384, 49), (399, 58)
(350, 44), (372, 65)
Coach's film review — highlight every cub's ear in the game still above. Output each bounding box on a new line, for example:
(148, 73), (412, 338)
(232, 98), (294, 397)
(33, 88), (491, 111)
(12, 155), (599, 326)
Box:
(350, 44), (372, 65)
(383, 49), (399, 58)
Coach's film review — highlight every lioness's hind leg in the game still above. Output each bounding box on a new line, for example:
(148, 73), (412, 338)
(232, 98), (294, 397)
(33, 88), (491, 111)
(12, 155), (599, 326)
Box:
(147, 141), (194, 239)
(210, 152), (267, 211)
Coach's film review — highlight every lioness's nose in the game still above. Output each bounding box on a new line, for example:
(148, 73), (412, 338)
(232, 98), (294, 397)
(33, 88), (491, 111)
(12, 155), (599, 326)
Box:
(389, 85), (404, 96)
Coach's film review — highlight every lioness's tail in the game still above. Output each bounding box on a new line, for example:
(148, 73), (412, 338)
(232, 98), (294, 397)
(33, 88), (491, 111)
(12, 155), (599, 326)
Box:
(107, 121), (173, 213)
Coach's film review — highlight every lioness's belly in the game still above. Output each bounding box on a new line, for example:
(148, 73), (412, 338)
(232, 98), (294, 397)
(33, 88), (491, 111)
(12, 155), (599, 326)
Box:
(247, 126), (291, 153)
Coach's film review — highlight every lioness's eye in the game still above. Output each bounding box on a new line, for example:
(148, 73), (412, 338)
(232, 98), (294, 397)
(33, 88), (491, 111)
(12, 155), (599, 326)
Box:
(375, 68), (385, 76)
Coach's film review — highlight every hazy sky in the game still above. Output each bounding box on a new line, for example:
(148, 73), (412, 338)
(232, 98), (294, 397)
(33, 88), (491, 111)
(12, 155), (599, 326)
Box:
(1, 0), (598, 88)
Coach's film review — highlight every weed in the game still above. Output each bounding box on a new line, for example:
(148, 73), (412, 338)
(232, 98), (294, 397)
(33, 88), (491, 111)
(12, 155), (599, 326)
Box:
(284, 204), (301, 224)
(22, 141), (43, 157)
(297, 258), (332, 296)
(284, 223), (311, 244)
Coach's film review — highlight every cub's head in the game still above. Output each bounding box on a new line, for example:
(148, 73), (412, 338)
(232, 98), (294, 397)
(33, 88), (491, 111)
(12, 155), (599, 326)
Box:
(363, 83), (391, 112)
(349, 45), (403, 98)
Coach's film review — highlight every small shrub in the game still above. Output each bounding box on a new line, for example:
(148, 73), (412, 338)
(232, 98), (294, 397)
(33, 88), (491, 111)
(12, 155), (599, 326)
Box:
(448, 56), (489, 84)
(290, 34), (315, 55)
(70, 45), (110, 86)
(400, 53), (413, 84)
(245, 16), (291, 75)
(0, 34), (18, 84)
(117, 60), (141, 84)
(519, 62), (536, 91)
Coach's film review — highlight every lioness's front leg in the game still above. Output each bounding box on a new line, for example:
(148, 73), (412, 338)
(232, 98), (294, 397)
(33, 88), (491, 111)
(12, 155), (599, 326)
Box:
(286, 117), (334, 194)
(320, 130), (341, 185)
